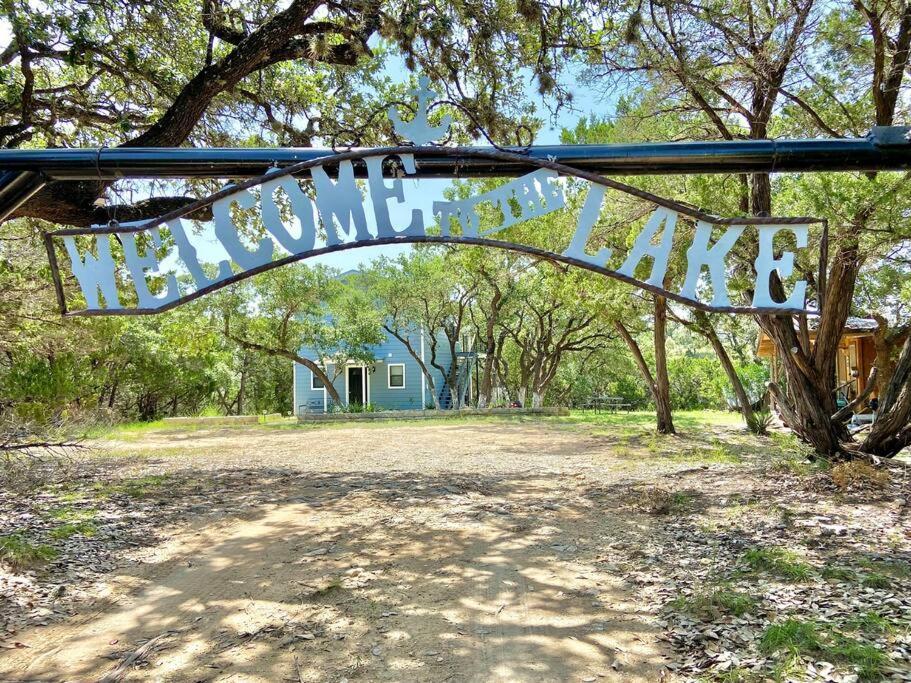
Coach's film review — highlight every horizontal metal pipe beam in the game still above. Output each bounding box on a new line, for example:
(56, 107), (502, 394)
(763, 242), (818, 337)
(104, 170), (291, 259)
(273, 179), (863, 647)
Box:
(1, 127), (910, 180)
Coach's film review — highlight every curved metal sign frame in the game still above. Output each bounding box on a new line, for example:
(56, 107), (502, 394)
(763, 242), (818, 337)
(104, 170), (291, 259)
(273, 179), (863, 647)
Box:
(45, 145), (820, 317)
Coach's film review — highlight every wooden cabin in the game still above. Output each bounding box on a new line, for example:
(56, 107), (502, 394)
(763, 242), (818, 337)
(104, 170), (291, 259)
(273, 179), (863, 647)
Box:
(756, 317), (879, 407)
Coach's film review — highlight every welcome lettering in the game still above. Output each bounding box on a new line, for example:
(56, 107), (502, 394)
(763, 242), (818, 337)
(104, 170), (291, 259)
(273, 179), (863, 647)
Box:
(57, 158), (809, 314)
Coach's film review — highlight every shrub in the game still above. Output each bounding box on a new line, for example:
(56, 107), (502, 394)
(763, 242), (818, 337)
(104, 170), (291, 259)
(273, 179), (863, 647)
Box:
(746, 409), (773, 435)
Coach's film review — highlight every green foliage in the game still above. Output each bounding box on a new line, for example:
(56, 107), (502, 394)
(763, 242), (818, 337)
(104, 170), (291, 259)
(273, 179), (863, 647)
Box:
(860, 572), (892, 589)
(745, 409), (773, 436)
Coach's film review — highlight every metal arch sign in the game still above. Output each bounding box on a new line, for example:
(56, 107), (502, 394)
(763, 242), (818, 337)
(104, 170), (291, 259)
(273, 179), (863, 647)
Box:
(45, 77), (819, 317)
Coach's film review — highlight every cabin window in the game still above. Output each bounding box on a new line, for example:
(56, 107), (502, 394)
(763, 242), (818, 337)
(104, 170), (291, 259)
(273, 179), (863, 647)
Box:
(311, 369), (326, 390)
(388, 363), (405, 389)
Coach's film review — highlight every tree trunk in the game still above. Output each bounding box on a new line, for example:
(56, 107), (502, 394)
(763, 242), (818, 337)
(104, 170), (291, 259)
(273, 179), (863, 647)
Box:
(615, 319), (675, 434)
(871, 315), (904, 396)
(223, 322), (342, 405)
(862, 332), (911, 456)
(752, 175), (853, 456)
(477, 357), (494, 409)
(107, 379), (118, 409)
(653, 294), (676, 434)
(383, 326), (441, 409)
(476, 285), (503, 409)
(694, 312), (756, 426)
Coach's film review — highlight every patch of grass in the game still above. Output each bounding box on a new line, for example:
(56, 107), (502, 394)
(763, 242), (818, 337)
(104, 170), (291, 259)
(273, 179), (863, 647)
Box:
(49, 521), (97, 540)
(670, 588), (757, 620)
(827, 635), (889, 680)
(565, 409), (742, 430)
(768, 433), (823, 476)
(714, 667), (759, 683)
(821, 565), (857, 582)
(858, 556), (911, 578)
(0, 533), (59, 570)
(845, 611), (893, 636)
(860, 572), (891, 589)
(93, 474), (170, 498)
(704, 438), (744, 463)
(48, 505), (97, 522)
(761, 619), (891, 681)
(761, 618), (822, 654)
(831, 461), (890, 490)
(742, 547), (813, 581)
(627, 486), (695, 515)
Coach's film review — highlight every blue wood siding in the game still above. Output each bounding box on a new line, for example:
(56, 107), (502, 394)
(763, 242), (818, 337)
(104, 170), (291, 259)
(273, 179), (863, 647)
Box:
(293, 329), (457, 413)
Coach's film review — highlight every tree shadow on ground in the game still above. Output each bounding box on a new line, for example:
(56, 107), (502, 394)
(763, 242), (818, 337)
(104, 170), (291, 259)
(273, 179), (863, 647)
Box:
(3, 467), (673, 682)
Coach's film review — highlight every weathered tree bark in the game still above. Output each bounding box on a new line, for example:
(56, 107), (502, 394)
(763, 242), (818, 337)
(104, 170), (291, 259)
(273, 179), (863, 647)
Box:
(862, 333), (911, 456)
(871, 314), (908, 396)
(8, 0), (375, 225)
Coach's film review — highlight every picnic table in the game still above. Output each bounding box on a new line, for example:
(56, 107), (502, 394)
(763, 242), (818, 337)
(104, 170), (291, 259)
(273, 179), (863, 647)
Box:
(581, 396), (633, 412)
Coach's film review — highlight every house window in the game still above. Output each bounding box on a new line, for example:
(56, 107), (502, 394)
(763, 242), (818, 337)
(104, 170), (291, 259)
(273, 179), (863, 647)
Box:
(388, 363), (405, 389)
(311, 369), (326, 390)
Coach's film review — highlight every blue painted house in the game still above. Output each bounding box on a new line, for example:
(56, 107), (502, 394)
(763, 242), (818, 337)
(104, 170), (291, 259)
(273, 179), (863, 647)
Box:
(293, 329), (474, 414)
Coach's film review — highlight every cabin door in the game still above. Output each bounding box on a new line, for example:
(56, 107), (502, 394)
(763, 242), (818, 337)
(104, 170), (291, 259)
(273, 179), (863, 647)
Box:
(347, 366), (365, 407)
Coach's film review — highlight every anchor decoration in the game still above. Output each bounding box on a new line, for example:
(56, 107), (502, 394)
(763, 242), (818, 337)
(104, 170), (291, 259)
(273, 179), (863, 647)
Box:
(387, 75), (452, 146)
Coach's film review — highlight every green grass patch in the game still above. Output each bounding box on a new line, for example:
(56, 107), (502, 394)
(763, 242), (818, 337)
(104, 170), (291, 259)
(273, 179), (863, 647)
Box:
(93, 474), (170, 498)
(761, 618), (823, 654)
(0, 534), (58, 569)
(845, 611), (893, 636)
(742, 547), (813, 581)
(827, 635), (890, 680)
(767, 432), (824, 476)
(760, 619), (890, 681)
(565, 409), (742, 429)
(860, 572), (892, 589)
(49, 521), (97, 540)
(821, 565), (857, 582)
(858, 557), (911, 578)
(48, 505), (97, 522)
(670, 588), (757, 619)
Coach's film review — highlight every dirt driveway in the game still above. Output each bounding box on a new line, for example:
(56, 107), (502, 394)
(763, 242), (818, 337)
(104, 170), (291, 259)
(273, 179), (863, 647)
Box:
(2, 416), (908, 682)
(1, 420), (680, 682)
